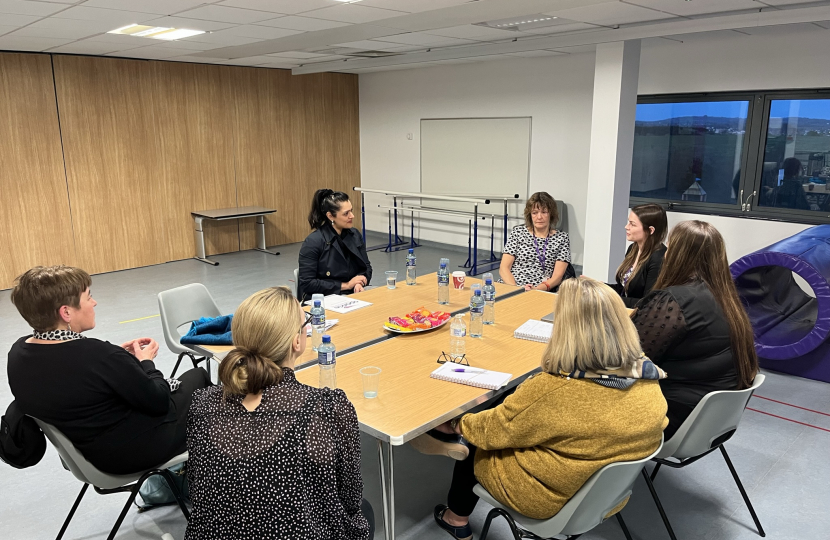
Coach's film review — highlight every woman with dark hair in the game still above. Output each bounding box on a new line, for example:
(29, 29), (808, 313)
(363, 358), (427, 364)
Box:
(611, 203), (668, 308)
(499, 192), (571, 292)
(632, 220), (759, 440)
(298, 189), (372, 302)
(6, 265), (210, 474)
(185, 287), (372, 540)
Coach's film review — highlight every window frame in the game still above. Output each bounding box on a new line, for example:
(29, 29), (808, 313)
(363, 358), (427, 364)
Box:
(631, 89), (830, 225)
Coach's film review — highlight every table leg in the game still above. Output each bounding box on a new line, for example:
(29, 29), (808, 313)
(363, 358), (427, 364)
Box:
(377, 440), (393, 540)
(387, 443), (395, 539)
(193, 216), (218, 265)
(254, 215), (280, 256)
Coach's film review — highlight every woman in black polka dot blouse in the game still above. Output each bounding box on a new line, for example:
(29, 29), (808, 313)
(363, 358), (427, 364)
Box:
(500, 192), (572, 292)
(185, 287), (372, 540)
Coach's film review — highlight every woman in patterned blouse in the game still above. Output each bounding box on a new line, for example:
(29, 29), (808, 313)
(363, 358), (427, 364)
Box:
(499, 192), (572, 291)
(185, 287), (372, 540)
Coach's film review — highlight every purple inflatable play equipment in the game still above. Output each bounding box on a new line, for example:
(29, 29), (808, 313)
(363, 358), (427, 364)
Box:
(730, 224), (830, 383)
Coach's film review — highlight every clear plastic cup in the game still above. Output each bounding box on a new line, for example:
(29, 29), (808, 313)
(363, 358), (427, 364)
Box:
(360, 366), (381, 398)
(385, 271), (398, 289)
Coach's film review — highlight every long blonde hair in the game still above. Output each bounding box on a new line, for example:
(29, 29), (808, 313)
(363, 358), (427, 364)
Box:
(542, 277), (643, 374)
(219, 287), (302, 396)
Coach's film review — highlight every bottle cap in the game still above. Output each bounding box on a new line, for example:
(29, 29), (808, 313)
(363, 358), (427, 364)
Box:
(322, 335), (331, 343)
(408, 248), (414, 254)
(485, 278), (492, 285)
(313, 300), (321, 307)
(474, 289), (482, 295)
(440, 262), (446, 267)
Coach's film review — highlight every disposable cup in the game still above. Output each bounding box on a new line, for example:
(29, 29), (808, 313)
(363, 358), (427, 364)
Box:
(360, 366), (381, 398)
(385, 271), (398, 289)
(452, 271), (466, 289)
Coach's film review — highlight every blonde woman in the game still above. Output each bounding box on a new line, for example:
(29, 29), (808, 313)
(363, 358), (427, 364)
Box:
(432, 278), (668, 540)
(185, 287), (372, 540)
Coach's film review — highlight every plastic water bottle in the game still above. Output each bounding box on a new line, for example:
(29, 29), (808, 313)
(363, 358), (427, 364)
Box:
(318, 335), (337, 389)
(310, 300), (326, 351)
(437, 261), (449, 305)
(469, 289), (484, 338)
(406, 248), (417, 285)
(483, 277), (496, 325)
(449, 314), (466, 360)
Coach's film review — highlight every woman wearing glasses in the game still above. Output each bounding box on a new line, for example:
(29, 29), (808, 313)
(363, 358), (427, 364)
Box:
(185, 287), (373, 540)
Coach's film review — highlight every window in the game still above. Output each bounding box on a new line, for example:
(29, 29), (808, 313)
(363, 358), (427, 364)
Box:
(630, 91), (830, 224)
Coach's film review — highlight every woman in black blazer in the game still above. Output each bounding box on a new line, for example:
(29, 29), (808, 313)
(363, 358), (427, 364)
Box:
(298, 189), (373, 302)
(611, 203), (668, 308)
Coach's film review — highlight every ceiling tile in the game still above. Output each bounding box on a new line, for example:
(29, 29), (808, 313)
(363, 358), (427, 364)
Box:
(175, 4), (279, 24)
(373, 32), (473, 46)
(332, 39), (403, 51)
(359, 0), (469, 13)
(518, 22), (602, 35)
(221, 24), (303, 39)
(0, 34), (71, 51)
(544, 2), (676, 26)
(739, 22), (827, 35)
(28, 16), (117, 34)
(509, 49), (566, 57)
(624, 0), (762, 17)
(51, 6), (159, 24)
(267, 50), (329, 58)
(83, 33), (155, 48)
(301, 4), (407, 24)
(0, 12), (39, 26)
(181, 29), (264, 46)
(10, 25), (102, 40)
(0, 1), (68, 17)
(143, 38), (209, 50)
(256, 15), (349, 31)
(48, 40), (122, 55)
(214, 54), (274, 65)
(423, 24), (521, 40)
(217, 0), (334, 15)
(167, 54), (223, 63)
(143, 16), (238, 32)
(80, 0), (208, 16)
(0, 24), (18, 36)
(110, 45), (190, 59)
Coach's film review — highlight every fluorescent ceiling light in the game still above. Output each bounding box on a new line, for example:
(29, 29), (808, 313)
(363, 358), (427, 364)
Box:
(108, 24), (205, 41)
(475, 14), (563, 31)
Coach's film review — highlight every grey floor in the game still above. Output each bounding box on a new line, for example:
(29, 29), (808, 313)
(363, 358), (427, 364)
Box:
(1, 233), (828, 540)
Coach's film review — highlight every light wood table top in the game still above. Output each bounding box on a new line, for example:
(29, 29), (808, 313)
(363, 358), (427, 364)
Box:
(295, 290), (557, 444)
(191, 272), (521, 366)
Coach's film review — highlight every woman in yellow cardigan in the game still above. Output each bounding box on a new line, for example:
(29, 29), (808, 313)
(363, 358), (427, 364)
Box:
(433, 277), (669, 540)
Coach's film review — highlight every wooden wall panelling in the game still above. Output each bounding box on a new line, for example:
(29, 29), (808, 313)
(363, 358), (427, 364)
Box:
(53, 56), (167, 275)
(321, 73), (361, 228)
(149, 61), (239, 259)
(0, 53), (76, 290)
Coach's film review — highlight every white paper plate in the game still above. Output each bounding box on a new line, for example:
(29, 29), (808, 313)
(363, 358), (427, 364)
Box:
(383, 317), (451, 334)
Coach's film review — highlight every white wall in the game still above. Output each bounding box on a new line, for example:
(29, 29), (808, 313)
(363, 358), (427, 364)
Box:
(359, 53), (595, 265)
(358, 27), (830, 267)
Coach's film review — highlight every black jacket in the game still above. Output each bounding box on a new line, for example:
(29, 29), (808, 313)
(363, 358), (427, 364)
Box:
(0, 400), (46, 469)
(612, 243), (666, 308)
(298, 224), (372, 302)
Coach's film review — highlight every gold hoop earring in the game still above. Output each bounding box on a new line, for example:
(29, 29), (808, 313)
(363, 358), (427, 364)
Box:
(67, 323), (72, 333)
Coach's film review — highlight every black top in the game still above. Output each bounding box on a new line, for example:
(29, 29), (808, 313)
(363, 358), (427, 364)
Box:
(7, 336), (179, 474)
(185, 369), (369, 540)
(298, 224), (373, 301)
(612, 244), (666, 308)
(632, 280), (738, 439)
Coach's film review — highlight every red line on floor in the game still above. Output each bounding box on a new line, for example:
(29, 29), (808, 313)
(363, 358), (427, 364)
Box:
(752, 395), (830, 418)
(746, 407), (830, 433)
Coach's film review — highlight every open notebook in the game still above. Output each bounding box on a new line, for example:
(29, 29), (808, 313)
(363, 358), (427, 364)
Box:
(514, 319), (553, 343)
(430, 362), (512, 390)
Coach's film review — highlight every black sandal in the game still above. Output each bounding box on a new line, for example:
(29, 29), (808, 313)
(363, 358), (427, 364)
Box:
(434, 504), (473, 540)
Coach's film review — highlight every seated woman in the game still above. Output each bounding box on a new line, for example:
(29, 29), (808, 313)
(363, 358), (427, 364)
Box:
(298, 189), (372, 302)
(632, 220), (759, 440)
(7, 265), (209, 475)
(611, 203), (668, 308)
(432, 278), (668, 538)
(499, 192), (572, 292)
(185, 286), (372, 540)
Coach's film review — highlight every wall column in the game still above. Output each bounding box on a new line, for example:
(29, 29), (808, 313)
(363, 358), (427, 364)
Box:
(583, 40), (641, 282)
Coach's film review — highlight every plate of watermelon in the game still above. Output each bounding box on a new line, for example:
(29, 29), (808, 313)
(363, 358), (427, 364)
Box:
(383, 307), (452, 333)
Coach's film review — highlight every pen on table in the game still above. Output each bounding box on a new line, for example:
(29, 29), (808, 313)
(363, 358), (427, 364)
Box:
(452, 368), (485, 373)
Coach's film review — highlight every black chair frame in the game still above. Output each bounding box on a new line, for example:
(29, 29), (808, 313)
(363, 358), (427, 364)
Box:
(479, 507), (634, 540)
(169, 351), (207, 378)
(56, 468), (190, 540)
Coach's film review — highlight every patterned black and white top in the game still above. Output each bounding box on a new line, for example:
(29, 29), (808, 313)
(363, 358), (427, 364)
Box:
(504, 225), (571, 287)
(185, 368), (369, 540)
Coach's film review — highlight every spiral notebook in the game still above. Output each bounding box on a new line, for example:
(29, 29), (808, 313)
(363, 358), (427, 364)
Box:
(513, 319), (553, 343)
(430, 362), (512, 390)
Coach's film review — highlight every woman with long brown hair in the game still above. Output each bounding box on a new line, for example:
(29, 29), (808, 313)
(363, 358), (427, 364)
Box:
(632, 220), (758, 440)
(611, 203), (668, 308)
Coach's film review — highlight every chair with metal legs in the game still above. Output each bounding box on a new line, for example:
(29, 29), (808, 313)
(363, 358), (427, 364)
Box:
(472, 440), (664, 540)
(158, 283), (222, 378)
(644, 374), (767, 539)
(34, 418), (190, 540)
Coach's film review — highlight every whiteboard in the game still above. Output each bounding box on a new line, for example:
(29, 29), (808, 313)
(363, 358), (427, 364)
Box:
(420, 118), (531, 204)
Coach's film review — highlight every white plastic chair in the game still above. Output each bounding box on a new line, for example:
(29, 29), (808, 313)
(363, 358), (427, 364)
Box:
(158, 283), (221, 377)
(645, 374), (767, 540)
(472, 439), (664, 540)
(33, 418), (189, 540)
